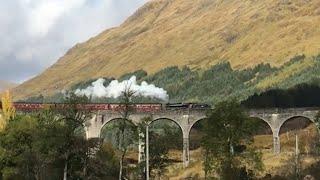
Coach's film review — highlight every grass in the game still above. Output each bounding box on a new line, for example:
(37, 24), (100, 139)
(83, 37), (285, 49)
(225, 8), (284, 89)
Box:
(165, 149), (204, 179)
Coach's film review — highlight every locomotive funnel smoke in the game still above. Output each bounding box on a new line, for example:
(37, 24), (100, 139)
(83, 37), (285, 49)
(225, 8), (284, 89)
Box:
(75, 76), (169, 101)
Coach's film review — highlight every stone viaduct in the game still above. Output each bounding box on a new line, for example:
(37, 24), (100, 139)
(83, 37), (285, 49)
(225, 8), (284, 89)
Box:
(85, 107), (319, 167)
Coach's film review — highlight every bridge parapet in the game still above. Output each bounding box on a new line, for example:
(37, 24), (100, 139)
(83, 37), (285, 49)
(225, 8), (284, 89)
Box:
(248, 107), (319, 115)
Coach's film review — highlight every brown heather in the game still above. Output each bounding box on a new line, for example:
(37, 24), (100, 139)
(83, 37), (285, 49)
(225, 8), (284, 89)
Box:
(13, 0), (320, 100)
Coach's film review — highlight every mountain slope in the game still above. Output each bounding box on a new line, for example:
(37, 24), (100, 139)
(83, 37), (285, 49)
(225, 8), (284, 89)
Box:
(13, 0), (320, 99)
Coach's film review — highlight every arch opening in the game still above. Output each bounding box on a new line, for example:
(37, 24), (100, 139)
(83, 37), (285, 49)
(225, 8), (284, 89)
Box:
(100, 118), (137, 139)
(149, 118), (183, 133)
(188, 118), (207, 178)
(279, 116), (313, 135)
(249, 117), (274, 152)
(188, 118), (207, 150)
(148, 118), (183, 178)
(279, 116), (318, 155)
(100, 118), (139, 165)
(275, 116), (320, 178)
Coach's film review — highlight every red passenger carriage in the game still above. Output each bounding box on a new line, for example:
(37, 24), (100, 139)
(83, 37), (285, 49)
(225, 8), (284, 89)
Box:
(0, 102), (209, 112)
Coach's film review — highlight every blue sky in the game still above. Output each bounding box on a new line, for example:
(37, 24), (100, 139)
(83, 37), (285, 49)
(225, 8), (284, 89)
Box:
(0, 0), (147, 83)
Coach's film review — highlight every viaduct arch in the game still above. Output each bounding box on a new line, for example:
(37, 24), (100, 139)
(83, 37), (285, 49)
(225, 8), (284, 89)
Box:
(86, 107), (319, 167)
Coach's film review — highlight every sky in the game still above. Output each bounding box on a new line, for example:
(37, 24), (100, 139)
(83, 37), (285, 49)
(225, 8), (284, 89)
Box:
(0, 0), (147, 83)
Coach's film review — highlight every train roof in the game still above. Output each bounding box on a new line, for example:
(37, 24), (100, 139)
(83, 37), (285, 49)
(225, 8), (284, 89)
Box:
(13, 102), (164, 104)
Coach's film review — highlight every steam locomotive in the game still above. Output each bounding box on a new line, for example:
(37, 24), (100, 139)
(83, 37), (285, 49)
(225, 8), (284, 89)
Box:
(0, 102), (211, 112)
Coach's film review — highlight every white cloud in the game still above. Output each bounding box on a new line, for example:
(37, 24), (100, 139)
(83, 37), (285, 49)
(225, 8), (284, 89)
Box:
(26, 0), (87, 37)
(0, 0), (147, 83)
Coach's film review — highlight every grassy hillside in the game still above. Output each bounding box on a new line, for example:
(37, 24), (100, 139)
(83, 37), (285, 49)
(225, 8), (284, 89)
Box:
(13, 0), (320, 100)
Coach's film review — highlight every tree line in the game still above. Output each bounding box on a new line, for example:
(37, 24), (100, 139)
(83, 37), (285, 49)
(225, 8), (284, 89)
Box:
(242, 83), (320, 108)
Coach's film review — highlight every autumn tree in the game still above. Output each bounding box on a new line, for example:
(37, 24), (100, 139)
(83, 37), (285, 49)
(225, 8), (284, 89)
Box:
(0, 90), (15, 131)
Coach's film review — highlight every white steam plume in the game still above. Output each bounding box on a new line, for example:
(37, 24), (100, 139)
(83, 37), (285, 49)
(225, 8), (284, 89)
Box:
(75, 76), (169, 101)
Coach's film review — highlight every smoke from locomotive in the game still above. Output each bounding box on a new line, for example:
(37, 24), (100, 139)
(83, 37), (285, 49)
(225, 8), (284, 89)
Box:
(75, 76), (169, 101)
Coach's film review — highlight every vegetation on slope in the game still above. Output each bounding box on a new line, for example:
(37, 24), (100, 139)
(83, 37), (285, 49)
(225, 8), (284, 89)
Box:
(24, 54), (320, 106)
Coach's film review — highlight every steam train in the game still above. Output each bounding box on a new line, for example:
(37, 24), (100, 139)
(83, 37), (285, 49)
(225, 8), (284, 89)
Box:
(0, 102), (211, 112)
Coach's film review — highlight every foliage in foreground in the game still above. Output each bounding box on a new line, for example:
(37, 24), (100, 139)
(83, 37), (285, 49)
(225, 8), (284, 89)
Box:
(201, 100), (263, 179)
(0, 93), (119, 180)
(1, 96), (320, 179)
(148, 121), (182, 178)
